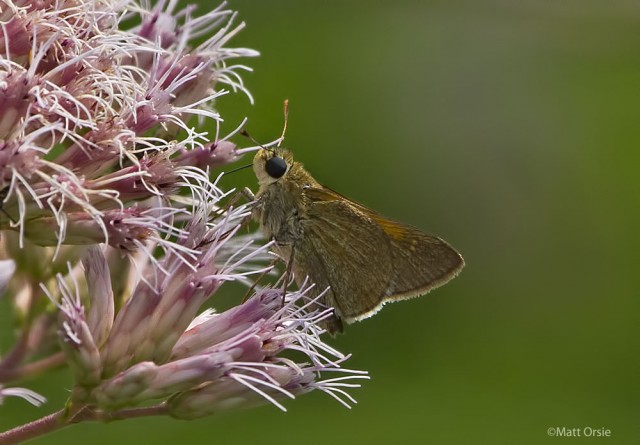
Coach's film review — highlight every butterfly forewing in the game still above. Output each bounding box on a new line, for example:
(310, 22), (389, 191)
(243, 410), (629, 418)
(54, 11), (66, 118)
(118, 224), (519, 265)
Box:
(303, 186), (463, 328)
(301, 195), (393, 321)
(374, 216), (465, 301)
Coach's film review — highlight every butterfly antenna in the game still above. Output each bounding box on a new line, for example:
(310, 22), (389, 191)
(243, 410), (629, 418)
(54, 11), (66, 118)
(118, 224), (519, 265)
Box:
(240, 129), (265, 148)
(277, 99), (289, 148)
(223, 163), (253, 175)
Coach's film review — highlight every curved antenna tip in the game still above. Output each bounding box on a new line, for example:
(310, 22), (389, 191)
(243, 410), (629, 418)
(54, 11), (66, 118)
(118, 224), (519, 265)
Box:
(278, 99), (289, 147)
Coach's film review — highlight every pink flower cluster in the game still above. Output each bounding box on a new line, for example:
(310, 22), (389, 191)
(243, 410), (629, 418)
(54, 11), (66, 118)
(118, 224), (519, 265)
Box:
(0, 1), (367, 441)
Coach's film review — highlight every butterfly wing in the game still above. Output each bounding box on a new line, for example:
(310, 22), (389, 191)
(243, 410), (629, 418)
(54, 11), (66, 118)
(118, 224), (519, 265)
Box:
(297, 189), (393, 329)
(373, 216), (464, 301)
(300, 186), (464, 330)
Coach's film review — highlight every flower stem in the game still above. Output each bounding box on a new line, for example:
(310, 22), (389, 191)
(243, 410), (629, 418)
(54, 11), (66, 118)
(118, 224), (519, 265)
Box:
(0, 353), (66, 383)
(0, 404), (169, 444)
(0, 409), (67, 445)
(0, 325), (31, 371)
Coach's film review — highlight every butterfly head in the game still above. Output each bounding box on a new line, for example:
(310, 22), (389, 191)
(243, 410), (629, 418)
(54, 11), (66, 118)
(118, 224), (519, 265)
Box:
(253, 147), (294, 186)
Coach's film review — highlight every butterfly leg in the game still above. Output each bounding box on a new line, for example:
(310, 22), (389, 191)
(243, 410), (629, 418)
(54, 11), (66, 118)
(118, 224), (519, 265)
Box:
(240, 187), (255, 201)
(241, 254), (278, 303)
(280, 243), (296, 306)
(242, 241), (294, 306)
(208, 187), (255, 221)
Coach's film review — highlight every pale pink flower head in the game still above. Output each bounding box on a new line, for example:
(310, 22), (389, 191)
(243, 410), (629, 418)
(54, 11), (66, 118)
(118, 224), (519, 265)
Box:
(0, 0), (255, 251)
(0, 2), (368, 442)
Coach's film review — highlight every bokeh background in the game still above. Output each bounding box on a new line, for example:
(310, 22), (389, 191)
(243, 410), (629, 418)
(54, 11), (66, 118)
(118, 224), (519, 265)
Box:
(1, 0), (639, 443)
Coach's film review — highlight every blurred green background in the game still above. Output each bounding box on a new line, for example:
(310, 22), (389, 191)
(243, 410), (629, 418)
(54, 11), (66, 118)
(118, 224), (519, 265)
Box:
(2, 0), (639, 443)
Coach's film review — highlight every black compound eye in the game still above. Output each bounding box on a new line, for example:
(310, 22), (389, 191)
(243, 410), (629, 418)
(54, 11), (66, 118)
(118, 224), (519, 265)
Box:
(265, 156), (287, 178)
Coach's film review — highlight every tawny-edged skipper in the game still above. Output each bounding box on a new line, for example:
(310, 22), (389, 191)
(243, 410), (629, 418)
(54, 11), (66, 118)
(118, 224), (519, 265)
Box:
(250, 105), (464, 334)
